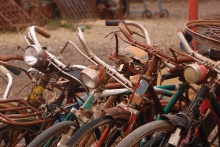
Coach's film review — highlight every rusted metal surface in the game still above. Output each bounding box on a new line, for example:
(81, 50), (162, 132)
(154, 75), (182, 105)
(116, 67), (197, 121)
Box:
(104, 83), (125, 89)
(55, 0), (97, 21)
(0, 0), (34, 29)
(185, 20), (220, 50)
(0, 54), (23, 61)
(0, 99), (55, 126)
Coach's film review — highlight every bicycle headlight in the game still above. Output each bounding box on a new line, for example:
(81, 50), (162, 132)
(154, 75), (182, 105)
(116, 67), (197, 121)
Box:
(80, 65), (106, 89)
(184, 63), (208, 83)
(24, 45), (48, 68)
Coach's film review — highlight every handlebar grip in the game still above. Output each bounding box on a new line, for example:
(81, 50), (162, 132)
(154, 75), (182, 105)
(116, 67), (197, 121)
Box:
(105, 20), (125, 26)
(79, 26), (85, 32)
(0, 65), (9, 76)
(5, 65), (21, 75)
(161, 73), (180, 80)
(35, 27), (51, 38)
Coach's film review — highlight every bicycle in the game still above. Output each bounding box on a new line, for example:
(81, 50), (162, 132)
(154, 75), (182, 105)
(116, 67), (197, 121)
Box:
(64, 20), (197, 146)
(116, 20), (220, 147)
(27, 19), (196, 146)
(0, 26), (91, 146)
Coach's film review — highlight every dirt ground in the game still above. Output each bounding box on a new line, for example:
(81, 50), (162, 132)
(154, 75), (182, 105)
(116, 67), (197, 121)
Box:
(0, 0), (219, 98)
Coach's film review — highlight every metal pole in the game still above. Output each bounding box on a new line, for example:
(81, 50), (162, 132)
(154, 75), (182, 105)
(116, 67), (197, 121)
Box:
(188, 0), (198, 50)
(188, 0), (198, 20)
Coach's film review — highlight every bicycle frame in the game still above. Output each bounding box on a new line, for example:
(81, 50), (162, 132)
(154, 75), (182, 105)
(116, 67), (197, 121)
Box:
(0, 26), (92, 146)
(65, 20), (195, 146)
(157, 25), (220, 146)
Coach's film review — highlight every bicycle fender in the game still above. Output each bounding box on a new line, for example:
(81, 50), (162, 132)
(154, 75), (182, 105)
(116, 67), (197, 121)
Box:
(162, 114), (188, 128)
(103, 108), (131, 123)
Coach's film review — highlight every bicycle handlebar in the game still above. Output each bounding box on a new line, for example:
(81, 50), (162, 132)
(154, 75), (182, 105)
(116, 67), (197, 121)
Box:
(76, 26), (133, 91)
(112, 20), (220, 75)
(106, 20), (152, 45)
(5, 65), (21, 76)
(0, 65), (13, 99)
(0, 54), (23, 61)
(0, 54), (22, 75)
(105, 20), (125, 26)
(26, 26), (89, 95)
(177, 30), (220, 74)
(28, 26), (66, 68)
(161, 73), (181, 81)
(114, 21), (192, 66)
(29, 26), (51, 46)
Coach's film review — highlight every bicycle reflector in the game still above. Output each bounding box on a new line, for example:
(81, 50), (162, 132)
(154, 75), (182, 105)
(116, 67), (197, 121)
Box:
(80, 65), (106, 89)
(24, 45), (48, 68)
(184, 63), (208, 83)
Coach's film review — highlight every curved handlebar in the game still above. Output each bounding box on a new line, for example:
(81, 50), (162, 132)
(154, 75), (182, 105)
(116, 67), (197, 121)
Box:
(106, 20), (152, 45)
(177, 30), (220, 74)
(115, 22), (192, 66)
(28, 26), (66, 69)
(0, 54), (23, 61)
(27, 26), (89, 95)
(0, 65), (13, 99)
(76, 26), (133, 91)
(29, 26), (51, 46)
(0, 55), (22, 75)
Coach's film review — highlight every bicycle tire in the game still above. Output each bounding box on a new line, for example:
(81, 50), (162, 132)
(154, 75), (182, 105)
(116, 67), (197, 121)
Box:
(66, 115), (127, 147)
(0, 124), (39, 146)
(159, 9), (169, 18)
(185, 20), (220, 50)
(142, 10), (152, 18)
(116, 120), (175, 147)
(27, 121), (77, 147)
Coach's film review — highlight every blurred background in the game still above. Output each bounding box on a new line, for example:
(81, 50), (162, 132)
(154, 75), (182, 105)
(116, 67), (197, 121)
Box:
(1, 0), (217, 31)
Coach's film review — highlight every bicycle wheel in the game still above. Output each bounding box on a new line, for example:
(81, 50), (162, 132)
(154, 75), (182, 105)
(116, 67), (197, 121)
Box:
(185, 20), (220, 50)
(116, 120), (175, 147)
(142, 10), (152, 18)
(27, 121), (77, 147)
(0, 124), (39, 146)
(66, 115), (127, 147)
(159, 9), (169, 18)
